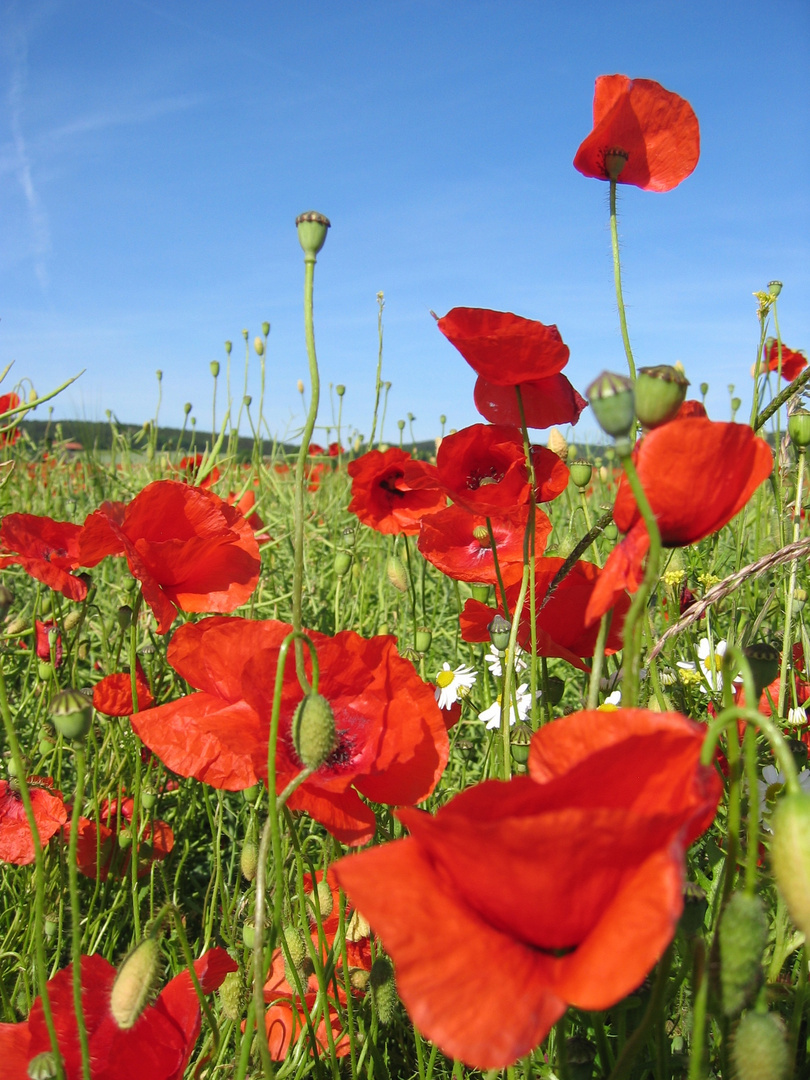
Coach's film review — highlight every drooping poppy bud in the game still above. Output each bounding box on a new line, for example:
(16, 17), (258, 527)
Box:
(719, 892), (767, 1017)
(110, 934), (162, 1030)
(292, 693), (337, 770)
(370, 956), (398, 1026)
(731, 1011), (790, 1080)
(770, 790), (810, 939)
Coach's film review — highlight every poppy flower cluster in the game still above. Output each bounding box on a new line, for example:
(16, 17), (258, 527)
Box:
(573, 74), (700, 192)
(0, 948), (236, 1080)
(79, 480), (261, 634)
(437, 308), (587, 429)
(333, 708), (722, 1069)
(131, 617), (449, 845)
(586, 418), (773, 624)
(0, 777), (67, 865)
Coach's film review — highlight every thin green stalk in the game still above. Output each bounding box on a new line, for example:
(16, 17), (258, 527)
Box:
(610, 180), (636, 381)
(501, 564), (530, 779)
(68, 742), (91, 1080)
(369, 293), (385, 449)
(607, 944), (673, 1080)
(779, 445), (805, 715)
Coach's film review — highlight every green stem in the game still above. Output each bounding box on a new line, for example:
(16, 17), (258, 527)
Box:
(610, 179), (636, 381)
(608, 944), (674, 1080)
(779, 447), (805, 715)
(68, 743), (91, 1080)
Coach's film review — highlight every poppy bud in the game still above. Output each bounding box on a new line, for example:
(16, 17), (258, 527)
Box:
(719, 892), (767, 1017)
(184, 402), (192, 416)
(296, 211), (331, 260)
(243, 395), (252, 407)
(770, 790), (810, 939)
(307, 878), (334, 922)
(741, 642), (780, 701)
(346, 908), (371, 941)
(547, 427), (568, 460)
(240, 839), (258, 882)
(767, 281), (783, 298)
(370, 956), (398, 1026)
(117, 604), (132, 631)
(334, 550), (352, 577)
(62, 609), (82, 632)
(254, 336), (264, 356)
(242, 921), (255, 949)
(210, 361), (220, 378)
(5, 613), (28, 635)
(241, 784), (260, 803)
(731, 1011), (789, 1080)
(336, 384), (345, 397)
(141, 788), (156, 810)
(225, 341), (232, 354)
(44, 912), (58, 939)
(569, 460), (593, 489)
(386, 555), (408, 593)
(283, 925), (311, 985)
(635, 365), (689, 429)
(218, 970), (244, 1022)
(292, 693), (337, 770)
(262, 321), (270, 336)
(604, 147), (628, 180)
(788, 410), (810, 448)
(586, 371), (635, 440)
(26, 1052), (59, 1080)
(488, 615), (512, 652)
(414, 627), (432, 653)
(110, 935), (162, 1030)
(49, 688), (93, 741)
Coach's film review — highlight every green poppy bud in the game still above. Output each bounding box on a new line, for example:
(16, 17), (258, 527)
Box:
(542, 676), (565, 706)
(370, 956), (398, 1026)
(386, 555), (408, 592)
(731, 1011), (789, 1080)
(569, 460), (593, 489)
(262, 321), (270, 336)
(586, 371), (635, 439)
(254, 337), (264, 356)
(210, 361), (220, 378)
(110, 935), (162, 1030)
(770, 790), (810, 939)
(241, 783), (260, 803)
(218, 970), (244, 1022)
(141, 789), (156, 810)
(224, 341), (232, 354)
(788, 410), (810, 448)
(414, 627), (432, 653)
(635, 365), (689, 429)
(292, 693), (337, 770)
(242, 921), (255, 949)
(240, 839), (258, 882)
(184, 402), (192, 416)
(283, 925), (311, 986)
(49, 688), (93, 741)
(296, 211), (331, 260)
(603, 520), (618, 541)
(719, 892), (767, 1017)
(336, 384), (345, 397)
(307, 878), (334, 922)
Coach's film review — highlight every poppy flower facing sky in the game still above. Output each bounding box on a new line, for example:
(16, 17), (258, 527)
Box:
(131, 617), (449, 845)
(586, 418), (773, 624)
(347, 447), (446, 535)
(574, 74), (700, 192)
(78, 479), (261, 634)
(0, 948), (236, 1080)
(333, 708), (721, 1069)
(0, 777), (67, 866)
(0, 513), (88, 601)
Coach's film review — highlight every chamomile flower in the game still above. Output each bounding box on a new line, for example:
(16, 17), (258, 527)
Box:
(478, 682), (537, 730)
(485, 643), (528, 679)
(434, 662), (477, 710)
(677, 638), (728, 693)
(787, 705), (808, 727)
(758, 764), (810, 830)
(598, 690), (622, 712)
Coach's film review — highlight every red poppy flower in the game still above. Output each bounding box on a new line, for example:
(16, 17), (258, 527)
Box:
(473, 373), (588, 429)
(586, 419), (773, 624)
(418, 504), (552, 588)
(0, 392), (22, 445)
(574, 75), (700, 192)
(675, 399), (708, 420)
(227, 488), (270, 543)
(761, 339), (807, 382)
(437, 308), (570, 386)
(131, 617), (449, 845)
(0, 777), (67, 865)
(72, 797), (173, 879)
(333, 708), (721, 1069)
(0, 948), (236, 1080)
(347, 447), (446, 535)
(460, 558), (629, 670)
(0, 513), (88, 601)
(79, 480), (261, 634)
(35, 619), (63, 667)
(417, 425), (568, 516)
(93, 661), (155, 716)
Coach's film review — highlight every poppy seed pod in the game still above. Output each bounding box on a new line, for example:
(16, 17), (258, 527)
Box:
(741, 643), (780, 701)
(49, 687), (93, 741)
(262, 321), (270, 336)
(110, 935), (162, 1030)
(770, 790), (810, 939)
(635, 365), (689, 429)
(767, 281), (783, 298)
(488, 614), (512, 652)
(210, 361), (220, 378)
(604, 147), (628, 179)
(788, 410), (810, 448)
(586, 371), (635, 439)
(415, 627), (433, 653)
(25, 1052), (59, 1080)
(510, 722), (533, 765)
(254, 336), (265, 356)
(719, 892), (767, 1017)
(334, 550), (352, 577)
(731, 1011), (789, 1080)
(569, 459), (593, 489)
(296, 211), (331, 259)
(292, 693), (337, 770)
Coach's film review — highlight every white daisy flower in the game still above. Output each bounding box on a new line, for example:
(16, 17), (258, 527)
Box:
(485, 643), (528, 679)
(677, 638), (729, 693)
(787, 705), (808, 726)
(598, 690), (622, 712)
(434, 662), (477, 710)
(478, 682), (536, 730)
(758, 764), (810, 829)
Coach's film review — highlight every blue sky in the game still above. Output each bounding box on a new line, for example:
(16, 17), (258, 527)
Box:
(2, 0), (808, 446)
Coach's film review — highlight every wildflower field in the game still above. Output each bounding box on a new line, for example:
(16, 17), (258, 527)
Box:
(1, 75), (809, 1080)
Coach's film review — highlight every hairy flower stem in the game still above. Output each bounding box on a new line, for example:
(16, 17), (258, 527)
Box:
(68, 743), (91, 1080)
(617, 451), (661, 706)
(610, 180), (636, 381)
(293, 252), (322, 675)
(779, 446), (805, 714)
(502, 564), (530, 779)
(0, 659), (66, 1079)
(369, 293), (385, 449)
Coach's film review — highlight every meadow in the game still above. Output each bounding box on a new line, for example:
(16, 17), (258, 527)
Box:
(0, 75), (808, 1080)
